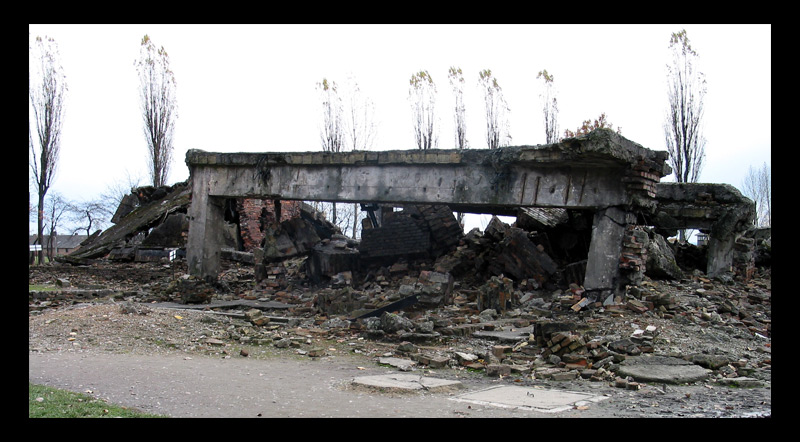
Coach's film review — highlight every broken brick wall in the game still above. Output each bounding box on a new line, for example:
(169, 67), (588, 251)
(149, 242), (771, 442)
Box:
(358, 205), (463, 264)
(619, 224), (648, 286)
(401, 205), (464, 257)
(623, 160), (661, 199)
(237, 199), (302, 252)
(359, 212), (431, 261)
(733, 236), (755, 280)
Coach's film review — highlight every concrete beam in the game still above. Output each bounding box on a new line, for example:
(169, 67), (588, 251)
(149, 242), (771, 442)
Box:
(185, 129), (669, 210)
(186, 161), (627, 210)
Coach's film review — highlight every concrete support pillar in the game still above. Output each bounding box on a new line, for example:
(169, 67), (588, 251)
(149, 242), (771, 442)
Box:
(707, 235), (735, 278)
(584, 206), (634, 304)
(187, 168), (225, 282)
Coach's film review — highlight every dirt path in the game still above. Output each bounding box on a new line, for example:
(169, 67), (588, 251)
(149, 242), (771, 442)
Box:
(29, 350), (771, 418)
(29, 351), (561, 418)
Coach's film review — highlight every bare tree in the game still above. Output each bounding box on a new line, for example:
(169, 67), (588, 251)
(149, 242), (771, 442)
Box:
(30, 35), (68, 265)
(317, 78), (345, 153)
(447, 66), (469, 226)
(537, 69), (559, 144)
(68, 199), (112, 237)
(99, 170), (145, 218)
(448, 66), (468, 150)
(329, 202), (359, 238)
(136, 35), (178, 187)
(341, 73), (376, 239)
(664, 29), (706, 184)
(741, 162), (771, 227)
(478, 69), (511, 149)
(343, 73), (377, 152)
(408, 70), (439, 150)
(316, 78), (345, 224)
(43, 192), (71, 261)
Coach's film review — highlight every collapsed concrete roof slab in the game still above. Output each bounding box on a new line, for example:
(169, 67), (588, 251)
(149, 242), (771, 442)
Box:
(65, 182), (191, 261)
(650, 182), (757, 278)
(652, 182), (756, 237)
(185, 129), (670, 296)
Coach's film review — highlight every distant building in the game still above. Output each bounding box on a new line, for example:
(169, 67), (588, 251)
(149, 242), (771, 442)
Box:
(29, 234), (88, 256)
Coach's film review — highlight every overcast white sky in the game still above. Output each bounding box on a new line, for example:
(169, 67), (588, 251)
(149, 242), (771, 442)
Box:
(29, 24), (771, 233)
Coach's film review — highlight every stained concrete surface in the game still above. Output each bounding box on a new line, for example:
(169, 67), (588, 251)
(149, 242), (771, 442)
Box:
(452, 385), (609, 413)
(351, 374), (464, 392)
(616, 355), (713, 384)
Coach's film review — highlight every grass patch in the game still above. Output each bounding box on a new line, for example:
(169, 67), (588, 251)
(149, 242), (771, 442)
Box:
(29, 284), (58, 291)
(29, 383), (168, 418)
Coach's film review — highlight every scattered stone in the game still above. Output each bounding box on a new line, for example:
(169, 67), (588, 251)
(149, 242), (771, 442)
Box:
(378, 357), (416, 371)
(550, 371), (578, 381)
(307, 348), (326, 358)
(273, 338), (291, 349)
(608, 338), (641, 356)
(119, 302), (150, 315)
(477, 276), (516, 313)
(321, 317), (351, 329)
(174, 278), (215, 304)
(379, 312), (414, 334)
(491, 345), (512, 360)
(244, 309), (271, 326)
(410, 353), (450, 368)
(486, 364), (511, 377)
(689, 354), (731, 370)
(715, 377), (766, 388)
(416, 271), (453, 305)
(454, 352), (479, 366)
(396, 341), (418, 354)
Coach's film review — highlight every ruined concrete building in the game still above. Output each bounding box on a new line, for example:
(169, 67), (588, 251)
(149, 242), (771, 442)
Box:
(64, 129), (759, 310)
(181, 129), (756, 306)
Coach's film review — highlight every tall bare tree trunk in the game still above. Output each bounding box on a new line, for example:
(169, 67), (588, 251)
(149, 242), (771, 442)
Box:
(664, 29), (706, 186)
(136, 35), (178, 187)
(30, 35), (67, 265)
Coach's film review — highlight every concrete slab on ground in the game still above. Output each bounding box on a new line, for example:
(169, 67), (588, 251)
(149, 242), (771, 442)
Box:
(451, 385), (609, 413)
(351, 374), (464, 392)
(472, 325), (535, 342)
(616, 355), (712, 384)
